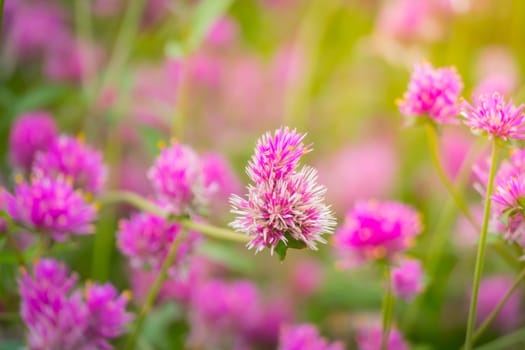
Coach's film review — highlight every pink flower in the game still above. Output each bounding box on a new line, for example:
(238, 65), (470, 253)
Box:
(461, 92), (525, 140)
(33, 135), (107, 194)
(6, 173), (97, 241)
(491, 174), (525, 245)
(9, 111), (58, 172)
(206, 17), (238, 48)
(397, 62), (463, 124)
(335, 200), (423, 265)
(230, 127), (335, 253)
(473, 275), (522, 332)
(148, 142), (212, 215)
(391, 258), (425, 300)
(356, 324), (408, 350)
(279, 323), (344, 350)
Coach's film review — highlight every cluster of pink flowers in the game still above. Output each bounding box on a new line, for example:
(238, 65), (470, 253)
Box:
(18, 259), (132, 349)
(334, 200), (423, 265)
(278, 323), (344, 350)
(356, 324), (408, 350)
(230, 127), (336, 253)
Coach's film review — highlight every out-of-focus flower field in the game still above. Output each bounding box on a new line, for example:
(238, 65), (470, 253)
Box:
(2, 0), (525, 349)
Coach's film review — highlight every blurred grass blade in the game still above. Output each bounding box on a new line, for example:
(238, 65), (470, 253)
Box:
(476, 328), (525, 350)
(187, 0), (233, 51)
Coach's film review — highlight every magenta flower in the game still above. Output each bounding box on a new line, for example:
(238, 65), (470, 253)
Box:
(6, 172), (97, 241)
(19, 259), (132, 350)
(461, 92), (525, 140)
(278, 323), (344, 350)
(397, 62), (463, 124)
(230, 127), (335, 253)
(491, 175), (525, 244)
(33, 135), (107, 194)
(391, 258), (425, 300)
(117, 212), (194, 270)
(473, 275), (522, 332)
(9, 111), (58, 172)
(334, 200), (423, 265)
(356, 324), (408, 350)
(148, 142), (212, 215)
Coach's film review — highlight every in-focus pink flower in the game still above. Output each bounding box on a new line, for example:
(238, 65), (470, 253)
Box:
(230, 127), (336, 253)
(356, 324), (408, 350)
(461, 92), (525, 140)
(9, 111), (58, 172)
(6, 172), (97, 241)
(391, 258), (425, 300)
(335, 200), (423, 265)
(148, 142), (212, 215)
(397, 62), (463, 124)
(491, 174), (525, 245)
(33, 135), (107, 194)
(278, 323), (344, 350)
(472, 275), (522, 332)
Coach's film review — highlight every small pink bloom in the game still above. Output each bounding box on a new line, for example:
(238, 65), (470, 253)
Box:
(206, 17), (238, 47)
(356, 324), (408, 350)
(279, 323), (344, 350)
(391, 258), (425, 300)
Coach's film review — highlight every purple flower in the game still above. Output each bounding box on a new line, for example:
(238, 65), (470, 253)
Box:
(461, 92), (525, 140)
(278, 323), (344, 350)
(391, 258), (425, 300)
(84, 283), (133, 349)
(148, 142), (212, 214)
(33, 135), (107, 194)
(117, 212), (188, 270)
(9, 111), (57, 172)
(356, 324), (408, 350)
(230, 127), (335, 253)
(397, 62), (463, 124)
(334, 200), (423, 265)
(6, 172), (97, 241)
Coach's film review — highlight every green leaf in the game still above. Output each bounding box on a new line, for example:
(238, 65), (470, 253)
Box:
(187, 0), (234, 51)
(275, 240), (288, 261)
(12, 85), (68, 115)
(0, 340), (25, 350)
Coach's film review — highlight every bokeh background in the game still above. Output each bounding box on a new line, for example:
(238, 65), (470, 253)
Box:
(2, 0), (525, 349)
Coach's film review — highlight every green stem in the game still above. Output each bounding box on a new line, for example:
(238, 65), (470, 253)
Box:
(125, 230), (188, 350)
(465, 140), (499, 350)
(381, 265), (394, 350)
(425, 123), (479, 231)
(4, 230), (25, 266)
(101, 190), (251, 243)
(473, 266), (525, 343)
(0, 0), (4, 37)
(475, 328), (525, 350)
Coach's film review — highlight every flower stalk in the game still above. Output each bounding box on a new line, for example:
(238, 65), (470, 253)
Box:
(381, 264), (394, 350)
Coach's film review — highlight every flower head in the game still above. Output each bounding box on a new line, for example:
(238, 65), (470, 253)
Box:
(19, 259), (132, 350)
(391, 258), (425, 300)
(34, 135), (107, 194)
(6, 172), (97, 241)
(461, 92), (525, 140)
(9, 111), (58, 171)
(491, 174), (525, 244)
(278, 323), (344, 350)
(335, 200), (422, 265)
(356, 324), (408, 350)
(397, 62), (463, 123)
(230, 127), (335, 253)
(117, 212), (193, 270)
(148, 142), (212, 214)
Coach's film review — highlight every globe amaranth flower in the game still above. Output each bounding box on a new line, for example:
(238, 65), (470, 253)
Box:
(148, 142), (213, 215)
(391, 258), (425, 300)
(491, 174), (525, 244)
(334, 200), (423, 265)
(461, 92), (525, 140)
(33, 134), (107, 194)
(117, 212), (199, 270)
(230, 127), (336, 253)
(397, 62), (463, 124)
(9, 111), (58, 172)
(278, 323), (344, 350)
(19, 259), (132, 350)
(356, 324), (408, 350)
(6, 172), (97, 241)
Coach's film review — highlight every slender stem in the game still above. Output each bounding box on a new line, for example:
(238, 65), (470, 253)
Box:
(381, 265), (394, 350)
(0, 0), (4, 37)
(425, 123), (479, 231)
(473, 266), (525, 343)
(101, 190), (251, 243)
(465, 140), (499, 350)
(475, 327), (525, 350)
(125, 230), (188, 350)
(4, 230), (25, 266)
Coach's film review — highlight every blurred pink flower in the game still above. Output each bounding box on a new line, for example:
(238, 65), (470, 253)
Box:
(279, 323), (344, 350)
(391, 258), (425, 300)
(474, 46), (518, 97)
(356, 324), (408, 350)
(206, 17), (238, 48)
(440, 128), (476, 180)
(290, 259), (324, 297)
(317, 140), (398, 213)
(470, 275), (522, 332)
